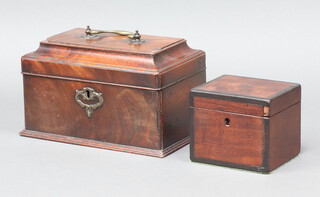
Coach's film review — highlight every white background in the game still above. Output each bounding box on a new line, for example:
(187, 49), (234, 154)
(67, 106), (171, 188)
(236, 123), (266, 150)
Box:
(0, 0), (319, 196)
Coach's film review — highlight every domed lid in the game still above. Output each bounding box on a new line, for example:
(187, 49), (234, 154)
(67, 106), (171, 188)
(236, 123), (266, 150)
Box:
(22, 28), (205, 90)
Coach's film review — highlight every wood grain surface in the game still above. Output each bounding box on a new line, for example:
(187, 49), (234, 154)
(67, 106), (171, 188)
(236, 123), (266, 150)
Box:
(24, 75), (161, 149)
(192, 108), (266, 167)
(196, 75), (296, 99)
(268, 102), (301, 171)
(191, 75), (301, 116)
(162, 70), (206, 148)
(21, 28), (206, 156)
(22, 36), (204, 89)
(193, 97), (266, 116)
(190, 75), (301, 172)
(45, 28), (184, 55)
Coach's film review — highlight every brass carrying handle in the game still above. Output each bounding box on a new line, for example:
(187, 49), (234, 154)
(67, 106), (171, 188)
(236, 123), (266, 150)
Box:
(85, 26), (141, 41)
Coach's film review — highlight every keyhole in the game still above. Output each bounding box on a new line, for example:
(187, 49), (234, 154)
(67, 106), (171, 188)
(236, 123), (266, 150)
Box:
(224, 118), (230, 127)
(86, 90), (90, 98)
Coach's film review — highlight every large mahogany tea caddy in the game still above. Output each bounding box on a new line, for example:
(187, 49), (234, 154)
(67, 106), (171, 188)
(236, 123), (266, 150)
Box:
(20, 27), (206, 157)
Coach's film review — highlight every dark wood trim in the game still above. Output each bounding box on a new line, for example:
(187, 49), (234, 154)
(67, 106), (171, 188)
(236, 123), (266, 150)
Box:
(20, 130), (190, 158)
(190, 157), (269, 173)
(189, 105), (195, 162)
(262, 118), (270, 172)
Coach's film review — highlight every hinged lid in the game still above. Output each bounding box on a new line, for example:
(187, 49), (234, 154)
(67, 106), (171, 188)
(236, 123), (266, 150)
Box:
(22, 28), (205, 90)
(190, 75), (301, 117)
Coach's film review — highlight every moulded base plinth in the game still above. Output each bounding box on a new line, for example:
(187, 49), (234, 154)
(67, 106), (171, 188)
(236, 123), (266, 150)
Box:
(20, 130), (190, 158)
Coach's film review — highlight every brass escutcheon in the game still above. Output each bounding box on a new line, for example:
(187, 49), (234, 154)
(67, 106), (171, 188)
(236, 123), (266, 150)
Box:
(75, 87), (104, 118)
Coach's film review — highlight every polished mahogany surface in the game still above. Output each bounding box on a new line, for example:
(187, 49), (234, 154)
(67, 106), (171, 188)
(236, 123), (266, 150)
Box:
(21, 28), (206, 157)
(190, 75), (301, 172)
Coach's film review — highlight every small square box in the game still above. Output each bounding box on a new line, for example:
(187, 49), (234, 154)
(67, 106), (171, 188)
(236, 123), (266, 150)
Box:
(190, 75), (301, 173)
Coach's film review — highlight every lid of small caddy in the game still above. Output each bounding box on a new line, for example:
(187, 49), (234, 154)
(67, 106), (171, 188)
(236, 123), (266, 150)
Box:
(190, 75), (301, 117)
(22, 28), (205, 90)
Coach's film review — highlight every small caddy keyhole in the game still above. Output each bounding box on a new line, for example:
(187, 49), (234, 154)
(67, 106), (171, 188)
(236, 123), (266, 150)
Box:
(224, 118), (230, 127)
